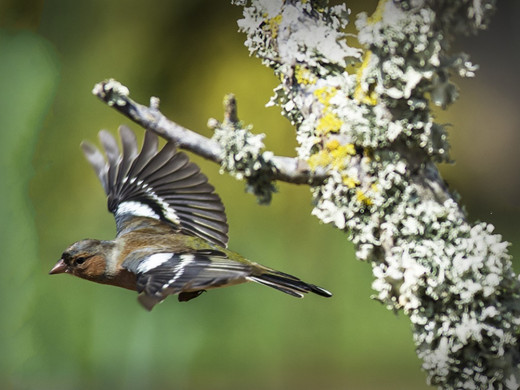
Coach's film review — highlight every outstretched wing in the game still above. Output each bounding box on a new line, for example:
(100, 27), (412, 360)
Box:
(123, 249), (252, 310)
(81, 126), (229, 247)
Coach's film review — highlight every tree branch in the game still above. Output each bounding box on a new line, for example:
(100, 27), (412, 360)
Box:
(92, 79), (326, 186)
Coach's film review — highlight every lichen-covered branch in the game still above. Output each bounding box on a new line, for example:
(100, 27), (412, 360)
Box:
(232, 0), (519, 389)
(209, 93), (277, 204)
(92, 79), (326, 192)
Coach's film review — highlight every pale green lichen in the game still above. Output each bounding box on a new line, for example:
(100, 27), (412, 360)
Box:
(211, 113), (276, 205)
(93, 78), (130, 107)
(233, 0), (519, 389)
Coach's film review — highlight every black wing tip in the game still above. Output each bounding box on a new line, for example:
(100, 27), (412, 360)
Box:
(309, 284), (333, 298)
(250, 272), (333, 298)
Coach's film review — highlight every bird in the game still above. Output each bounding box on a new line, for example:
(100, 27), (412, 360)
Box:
(50, 126), (332, 310)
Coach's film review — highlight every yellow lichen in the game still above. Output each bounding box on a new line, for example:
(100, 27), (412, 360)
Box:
(356, 189), (373, 206)
(330, 144), (356, 170)
(325, 139), (340, 151)
(316, 112), (342, 135)
(294, 66), (317, 85)
(343, 176), (360, 188)
(342, 143), (357, 156)
(354, 51), (378, 106)
(367, 0), (388, 25)
(267, 14), (283, 38)
(308, 150), (332, 170)
(314, 86), (337, 106)
(308, 142), (357, 171)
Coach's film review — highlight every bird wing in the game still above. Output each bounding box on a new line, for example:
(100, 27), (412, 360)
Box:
(122, 249), (252, 310)
(81, 126), (229, 247)
(123, 246), (332, 310)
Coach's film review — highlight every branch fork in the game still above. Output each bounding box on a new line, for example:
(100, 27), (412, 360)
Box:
(92, 79), (326, 188)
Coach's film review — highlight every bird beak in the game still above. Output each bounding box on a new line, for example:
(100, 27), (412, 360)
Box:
(49, 259), (68, 275)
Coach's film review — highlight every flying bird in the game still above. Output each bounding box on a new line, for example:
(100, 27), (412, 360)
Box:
(50, 126), (332, 310)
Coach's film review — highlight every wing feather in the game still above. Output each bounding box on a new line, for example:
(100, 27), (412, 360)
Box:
(124, 130), (159, 181)
(115, 126), (138, 194)
(81, 141), (109, 193)
(82, 126), (229, 247)
(123, 249), (332, 311)
(98, 130), (120, 193)
(125, 250), (250, 310)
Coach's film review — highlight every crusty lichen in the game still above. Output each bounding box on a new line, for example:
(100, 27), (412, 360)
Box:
(210, 94), (276, 204)
(233, 0), (520, 388)
(92, 79), (130, 107)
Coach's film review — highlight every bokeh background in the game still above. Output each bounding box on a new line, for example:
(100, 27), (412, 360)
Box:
(1, 1), (519, 389)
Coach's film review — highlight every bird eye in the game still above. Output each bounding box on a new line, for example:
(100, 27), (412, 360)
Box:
(76, 256), (87, 265)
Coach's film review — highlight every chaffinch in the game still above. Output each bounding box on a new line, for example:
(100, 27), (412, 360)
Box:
(50, 126), (332, 310)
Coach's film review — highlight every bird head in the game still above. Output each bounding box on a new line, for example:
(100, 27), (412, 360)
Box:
(50, 239), (110, 282)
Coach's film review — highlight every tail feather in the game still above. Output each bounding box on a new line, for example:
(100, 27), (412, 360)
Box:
(247, 270), (332, 298)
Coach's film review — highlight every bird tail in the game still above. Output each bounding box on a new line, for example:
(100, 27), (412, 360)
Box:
(247, 268), (332, 298)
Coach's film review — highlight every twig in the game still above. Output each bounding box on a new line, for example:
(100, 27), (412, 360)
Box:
(92, 79), (326, 186)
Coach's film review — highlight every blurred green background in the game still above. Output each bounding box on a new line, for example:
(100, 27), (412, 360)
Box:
(1, 1), (518, 389)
